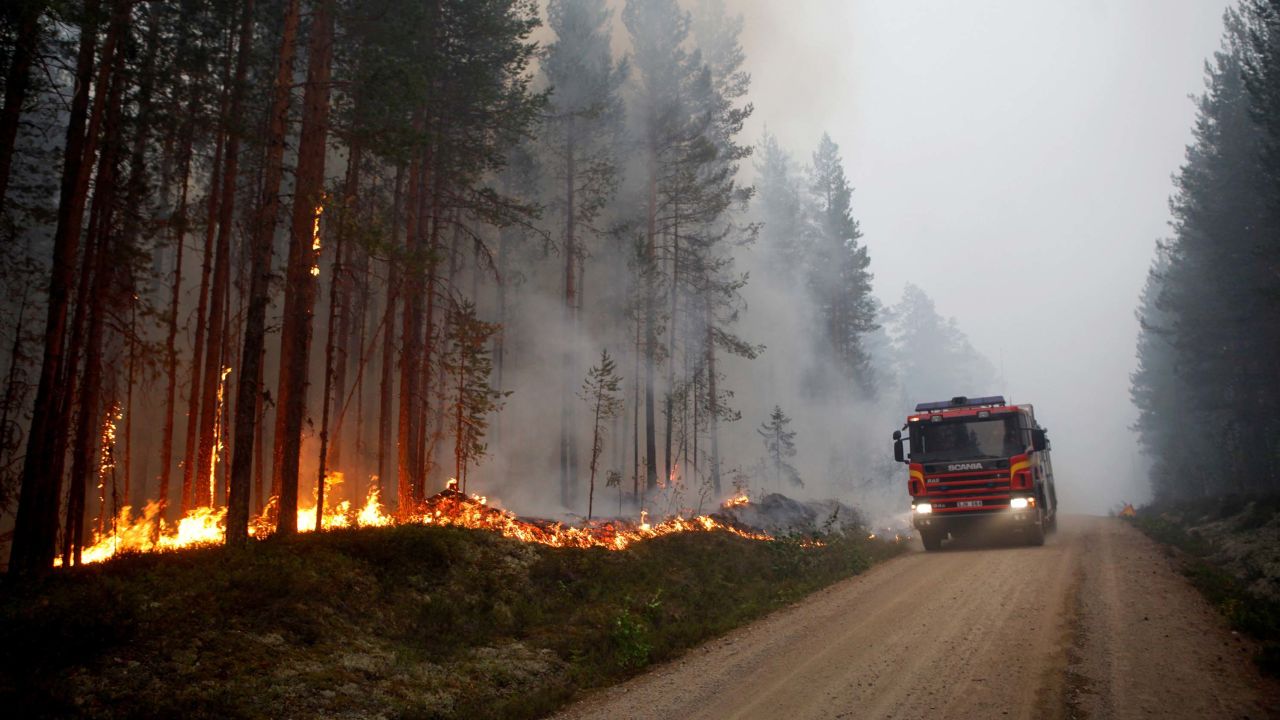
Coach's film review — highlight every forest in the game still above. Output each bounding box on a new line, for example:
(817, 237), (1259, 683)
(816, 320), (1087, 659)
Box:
(0, 0), (996, 575)
(1131, 1), (1280, 503)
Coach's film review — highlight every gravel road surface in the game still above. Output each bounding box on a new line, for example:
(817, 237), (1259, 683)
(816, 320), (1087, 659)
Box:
(553, 515), (1279, 720)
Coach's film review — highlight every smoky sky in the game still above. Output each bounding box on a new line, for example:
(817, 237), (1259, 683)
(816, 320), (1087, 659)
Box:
(727, 0), (1232, 514)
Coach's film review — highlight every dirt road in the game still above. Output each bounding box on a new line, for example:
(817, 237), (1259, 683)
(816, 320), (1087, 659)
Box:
(554, 516), (1279, 720)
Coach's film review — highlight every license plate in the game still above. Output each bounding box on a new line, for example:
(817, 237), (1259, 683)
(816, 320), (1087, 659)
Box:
(957, 500), (983, 508)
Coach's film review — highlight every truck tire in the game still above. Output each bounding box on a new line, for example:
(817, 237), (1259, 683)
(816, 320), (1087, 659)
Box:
(1026, 510), (1046, 546)
(921, 530), (943, 552)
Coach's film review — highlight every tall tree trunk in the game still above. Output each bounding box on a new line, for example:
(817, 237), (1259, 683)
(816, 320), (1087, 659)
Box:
(664, 212), (679, 488)
(560, 122), (577, 508)
(397, 151), (423, 513)
(633, 312), (641, 504)
(328, 142), (361, 470)
(643, 149), (658, 498)
(65, 33), (127, 566)
(315, 206), (344, 531)
(159, 88), (199, 521)
(124, 304), (136, 503)
(273, 0), (335, 535)
(492, 224), (509, 452)
(228, 0), (300, 544)
(182, 116), (225, 511)
(0, 0), (43, 215)
(196, 0), (254, 509)
(9, 0), (106, 576)
(420, 169), (446, 496)
(706, 313), (721, 495)
(377, 164), (403, 497)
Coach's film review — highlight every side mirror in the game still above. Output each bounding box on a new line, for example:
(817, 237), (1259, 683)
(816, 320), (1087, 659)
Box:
(1031, 428), (1048, 452)
(893, 435), (905, 463)
(892, 430), (902, 441)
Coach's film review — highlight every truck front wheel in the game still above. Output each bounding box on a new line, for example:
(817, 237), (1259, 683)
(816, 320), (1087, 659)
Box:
(921, 529), (944, 552)
(1025, 509), (1046, 546)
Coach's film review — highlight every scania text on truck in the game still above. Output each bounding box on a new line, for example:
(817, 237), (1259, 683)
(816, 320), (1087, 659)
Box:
(891, 395), (1058, 551)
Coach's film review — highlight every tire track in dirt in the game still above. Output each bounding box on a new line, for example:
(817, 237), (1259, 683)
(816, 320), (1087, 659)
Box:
(553, 516), (1280, 720)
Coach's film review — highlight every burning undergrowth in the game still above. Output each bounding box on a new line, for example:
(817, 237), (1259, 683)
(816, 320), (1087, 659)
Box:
(62, 477), (777, 568)
(1, 497), (906, 719)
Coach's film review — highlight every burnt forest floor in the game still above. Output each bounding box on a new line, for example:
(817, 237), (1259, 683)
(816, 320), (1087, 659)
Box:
(0, 523), (905, 719)
(1130, 495), (1280, 676)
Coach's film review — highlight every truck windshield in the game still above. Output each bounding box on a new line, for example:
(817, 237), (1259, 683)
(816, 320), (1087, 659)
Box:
(910, 415), (1024, 462)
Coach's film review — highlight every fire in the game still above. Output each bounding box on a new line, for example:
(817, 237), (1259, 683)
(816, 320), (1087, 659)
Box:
(309, 203), (323, 276)
(722, 493), (750, 509)
(416, 489), (771, 550)
(207, 366), (232, 506)
(59, 478), (775, 567)
(97, 402), (123, 528)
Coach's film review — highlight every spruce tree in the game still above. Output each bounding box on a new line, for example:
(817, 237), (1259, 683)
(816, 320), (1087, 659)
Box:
(758, 404), (801, 490)
(808, 133), (877, 396)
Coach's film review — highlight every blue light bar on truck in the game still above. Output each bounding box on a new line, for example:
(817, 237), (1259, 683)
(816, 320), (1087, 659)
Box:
(914, 395), (1006, 413)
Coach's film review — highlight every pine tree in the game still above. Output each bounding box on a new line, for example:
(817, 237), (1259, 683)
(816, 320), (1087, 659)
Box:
(579, 349), (623, 519)
(624, 0), (691, 500)
(443, 300), (506, 493)
(544, 0), (627, 510)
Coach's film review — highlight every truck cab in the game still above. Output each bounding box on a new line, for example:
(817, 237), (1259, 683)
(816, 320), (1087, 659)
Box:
(892, 395), (1057, 551)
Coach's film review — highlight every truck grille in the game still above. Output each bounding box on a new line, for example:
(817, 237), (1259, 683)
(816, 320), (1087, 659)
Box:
(923, 470), (1010, 511)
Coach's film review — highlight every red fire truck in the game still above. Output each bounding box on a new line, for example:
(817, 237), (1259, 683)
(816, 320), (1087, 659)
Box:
(891, 395), (1057, 551)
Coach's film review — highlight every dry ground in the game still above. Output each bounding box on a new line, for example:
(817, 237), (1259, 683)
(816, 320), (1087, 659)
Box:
(554, 516), (1280, 720)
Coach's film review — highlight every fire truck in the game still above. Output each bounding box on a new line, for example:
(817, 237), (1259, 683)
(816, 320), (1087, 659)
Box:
(891, 395), (1057, 551)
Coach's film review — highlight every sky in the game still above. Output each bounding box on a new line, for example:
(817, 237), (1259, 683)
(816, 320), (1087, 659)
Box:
(730, 0), (1233, 513)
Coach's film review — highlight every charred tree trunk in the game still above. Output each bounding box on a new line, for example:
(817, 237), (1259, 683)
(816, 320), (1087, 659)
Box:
(273, 0), (335, 535)
(228, 0), (299, 544)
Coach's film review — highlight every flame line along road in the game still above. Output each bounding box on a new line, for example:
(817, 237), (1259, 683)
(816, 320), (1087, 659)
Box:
(552, 516), (1280, 720)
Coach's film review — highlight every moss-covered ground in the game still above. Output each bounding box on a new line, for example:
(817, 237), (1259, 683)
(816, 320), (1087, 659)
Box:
(0, 524), (904, 719)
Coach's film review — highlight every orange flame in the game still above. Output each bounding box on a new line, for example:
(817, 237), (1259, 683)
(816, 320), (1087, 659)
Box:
(309, 203), (323, 277)
(58, 477), (774, 566)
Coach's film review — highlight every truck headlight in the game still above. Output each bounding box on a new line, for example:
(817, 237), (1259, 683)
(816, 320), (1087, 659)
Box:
(913, 503), (933, 514)
(1010, 497), (1029, 509)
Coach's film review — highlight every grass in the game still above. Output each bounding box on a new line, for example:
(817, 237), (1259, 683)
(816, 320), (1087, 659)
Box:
(0, 524), (904, 719)
(1129, 505), (1280, 676)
